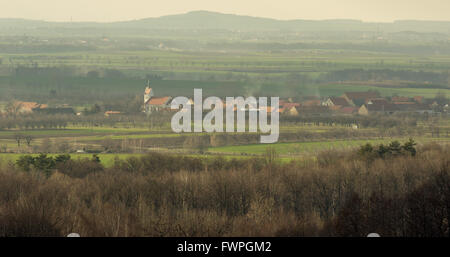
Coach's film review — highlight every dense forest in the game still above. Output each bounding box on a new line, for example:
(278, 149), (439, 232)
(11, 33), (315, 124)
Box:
(0, 140), (448, 236)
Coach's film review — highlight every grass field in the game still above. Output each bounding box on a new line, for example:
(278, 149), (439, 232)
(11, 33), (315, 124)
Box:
(2, 136), (440, 167)
(0, 127), (149, 138)
(209, 137), (450, 156)
(4, 49), (450, 74)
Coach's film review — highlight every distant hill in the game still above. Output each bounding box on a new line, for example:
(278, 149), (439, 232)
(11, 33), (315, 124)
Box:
(110, 11), (373, 31)
(1, 10), (450, 34)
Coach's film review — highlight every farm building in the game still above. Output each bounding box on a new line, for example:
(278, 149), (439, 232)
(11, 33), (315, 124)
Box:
(104, 111), (122, 117)
(12, 101), (48, 114)
(145, 96), (172, 114)
(358, 102), (431, 115)
(337, 106), (358, 115)
(365, 98), (389, 105)
(34, 107), (74, 115)
(323, 97), (350, 108)
(342, 91), (380, 106)
(284, 106), (300, 116)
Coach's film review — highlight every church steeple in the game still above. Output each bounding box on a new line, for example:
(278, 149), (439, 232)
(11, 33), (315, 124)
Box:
(144, 81), (154, 104)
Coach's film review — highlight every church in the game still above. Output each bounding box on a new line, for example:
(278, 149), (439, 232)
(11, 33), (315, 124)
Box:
(143, 81), (172, 114)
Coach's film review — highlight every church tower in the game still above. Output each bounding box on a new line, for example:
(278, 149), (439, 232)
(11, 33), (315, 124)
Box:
(144, 80), (154, 104)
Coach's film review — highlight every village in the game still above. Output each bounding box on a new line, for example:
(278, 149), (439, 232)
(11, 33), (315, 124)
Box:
(141, 83), (449, 117)
(1, 82), (449, 118)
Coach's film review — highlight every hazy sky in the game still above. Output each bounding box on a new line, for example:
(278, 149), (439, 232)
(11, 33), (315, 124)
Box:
(1, 0), (449, 22)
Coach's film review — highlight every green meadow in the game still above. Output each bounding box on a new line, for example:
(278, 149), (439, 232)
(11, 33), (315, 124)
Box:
(209, 137), (450, 156)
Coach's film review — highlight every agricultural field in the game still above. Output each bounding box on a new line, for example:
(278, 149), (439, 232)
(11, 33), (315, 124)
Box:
(2, 48), (450, 103)
(208, 137), (450, 156)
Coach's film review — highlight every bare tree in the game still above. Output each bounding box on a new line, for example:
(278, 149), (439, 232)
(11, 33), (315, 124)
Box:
(6, 101), (22, 118)
(14, 133), (23, 147)
(25, 135), (33, 147)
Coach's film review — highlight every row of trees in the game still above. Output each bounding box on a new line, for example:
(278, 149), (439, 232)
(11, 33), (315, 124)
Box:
(1, 112), (426, 133)
(321, 69), (450, 85)
(0, 115), (69, 130)
(282, 113), (421, 129)
(357, 139), (417, 161)
(0, 112), (171, 131)
(16, 154), (101, 177)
